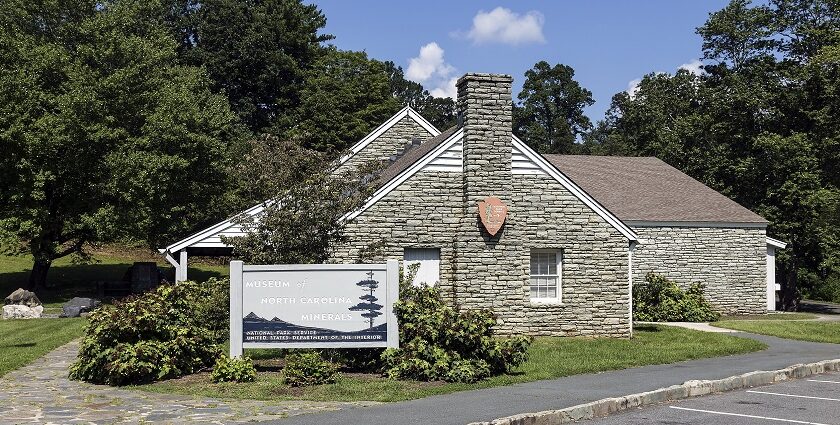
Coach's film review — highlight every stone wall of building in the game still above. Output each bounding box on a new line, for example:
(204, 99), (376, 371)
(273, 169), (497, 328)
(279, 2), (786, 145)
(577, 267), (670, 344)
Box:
(332, 170), (632, 337)
(337, 116), (436, 174)
(631, 226), (767, 314)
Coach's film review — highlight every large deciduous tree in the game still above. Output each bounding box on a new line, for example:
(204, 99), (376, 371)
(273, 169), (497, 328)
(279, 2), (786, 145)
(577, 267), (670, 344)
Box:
(514, 61), (595, 154)
(171, 0), (333, 133)
(0, 0), (240, 290)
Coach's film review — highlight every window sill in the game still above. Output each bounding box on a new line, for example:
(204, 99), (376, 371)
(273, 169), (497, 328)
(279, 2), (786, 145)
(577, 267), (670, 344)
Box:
(529, 298), (563, 305)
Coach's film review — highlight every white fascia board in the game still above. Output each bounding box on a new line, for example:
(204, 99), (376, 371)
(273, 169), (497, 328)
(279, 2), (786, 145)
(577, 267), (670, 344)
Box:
(338, 106), (441, 165)
(159, 202), (266, 253)
(342, 129), (464, 222)
(511, 136), (639, 242)
(766, 237), (788, 249)
(626, 220), (768, 229)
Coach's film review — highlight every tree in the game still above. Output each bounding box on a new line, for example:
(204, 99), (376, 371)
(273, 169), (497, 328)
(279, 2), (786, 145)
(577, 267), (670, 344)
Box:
(514, 61), (595, 154)
(278, 48), (401, 154)
(384, 61), (457, 130)
(221, 134), (376, 264)
(0, 0), (240, 290)
(171, 0), (333, 133)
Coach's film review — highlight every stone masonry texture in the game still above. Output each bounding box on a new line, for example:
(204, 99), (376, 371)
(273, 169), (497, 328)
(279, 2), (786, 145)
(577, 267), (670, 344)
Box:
(333, 74), (631, 337)
(631, 226), (767, 314)
(337, 115), (436, 174)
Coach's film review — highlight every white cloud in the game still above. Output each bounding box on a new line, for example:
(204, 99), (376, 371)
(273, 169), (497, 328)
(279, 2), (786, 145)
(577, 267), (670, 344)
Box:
(406, 42), (458, 99)
(679, 59), (705, 75)
(407, 42), (453, 82)
(430, 77), (459, 99)
(463, 7), (545, 45)
(626, 78), (642, 98)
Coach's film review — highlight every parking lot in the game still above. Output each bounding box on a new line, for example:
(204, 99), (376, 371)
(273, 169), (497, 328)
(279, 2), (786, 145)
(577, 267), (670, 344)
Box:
(590, 371), (840, 424)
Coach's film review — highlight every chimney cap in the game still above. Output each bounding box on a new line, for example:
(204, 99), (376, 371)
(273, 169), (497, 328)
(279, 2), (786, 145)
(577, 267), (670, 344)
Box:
(456, 73), (513, 87)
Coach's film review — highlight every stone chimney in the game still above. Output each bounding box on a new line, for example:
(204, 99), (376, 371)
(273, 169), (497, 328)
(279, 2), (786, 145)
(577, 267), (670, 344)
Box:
(452, 73), (517, 313)
(456, 73), (513, 212)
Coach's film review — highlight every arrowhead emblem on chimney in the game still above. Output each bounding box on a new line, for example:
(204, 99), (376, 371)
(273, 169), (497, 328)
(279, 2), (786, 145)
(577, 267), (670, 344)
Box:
(478, 196), (508, 236)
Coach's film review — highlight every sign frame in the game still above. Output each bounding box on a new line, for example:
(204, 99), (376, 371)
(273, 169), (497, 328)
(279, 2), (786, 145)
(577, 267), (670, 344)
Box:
(229, 260), (399, 357)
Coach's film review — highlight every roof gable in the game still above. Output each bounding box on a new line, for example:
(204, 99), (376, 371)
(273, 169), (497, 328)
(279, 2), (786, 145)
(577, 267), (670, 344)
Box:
(338, 106), (440, 165)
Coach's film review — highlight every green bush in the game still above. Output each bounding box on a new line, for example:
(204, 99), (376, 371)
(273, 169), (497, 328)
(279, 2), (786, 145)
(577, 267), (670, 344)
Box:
(211, 355), (257, 383)
(633, 273), (720, 322)
(381, 281), (531, 383)
(810, 273), (840, 304)
(283, 351), (339, 387)
(69, 278), (229, 385)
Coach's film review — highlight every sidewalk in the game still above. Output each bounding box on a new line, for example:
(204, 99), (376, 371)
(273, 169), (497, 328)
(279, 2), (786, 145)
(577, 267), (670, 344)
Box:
(267, 333), (840, 425)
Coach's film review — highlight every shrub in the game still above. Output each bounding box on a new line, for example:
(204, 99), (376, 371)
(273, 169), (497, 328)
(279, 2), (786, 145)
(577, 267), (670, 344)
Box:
(69, 278), (229, 385)
(211, 355), (257, 383)
(633, 273), (720, 322)
(381, 280), (531, 383)
(283, 351), (339, 387)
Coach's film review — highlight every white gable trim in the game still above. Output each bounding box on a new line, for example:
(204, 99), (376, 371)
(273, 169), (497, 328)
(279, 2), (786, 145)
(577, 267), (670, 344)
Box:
(511, 136), (639, 242)
(338, 106), (440, 165)
(342, 129), (464, 222)
(766, 237), (787, 249)
(158, 202), (265, 253)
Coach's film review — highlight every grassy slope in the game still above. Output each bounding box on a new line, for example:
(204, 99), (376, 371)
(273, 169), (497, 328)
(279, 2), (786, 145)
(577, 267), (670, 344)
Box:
(713, 320), (840, 344)
(0, 252), (227, 313)
(141, 325), (766, 402)
(0, 318), (86, 377)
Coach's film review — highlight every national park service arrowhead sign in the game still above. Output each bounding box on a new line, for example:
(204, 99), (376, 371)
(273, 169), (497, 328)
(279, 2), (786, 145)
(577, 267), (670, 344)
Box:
(478, 196), (508, 236)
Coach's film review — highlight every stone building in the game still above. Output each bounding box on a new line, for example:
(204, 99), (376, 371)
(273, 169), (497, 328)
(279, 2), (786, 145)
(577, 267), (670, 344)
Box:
(160, 72), (785, 337)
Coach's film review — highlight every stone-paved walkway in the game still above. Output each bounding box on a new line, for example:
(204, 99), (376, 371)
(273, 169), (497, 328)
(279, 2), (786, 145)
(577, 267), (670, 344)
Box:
(0, 340), (378, 424)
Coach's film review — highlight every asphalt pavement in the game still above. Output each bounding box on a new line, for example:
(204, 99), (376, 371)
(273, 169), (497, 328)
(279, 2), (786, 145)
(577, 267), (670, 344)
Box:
(589, 370), (840, 424)
(263, 333), (840, 425)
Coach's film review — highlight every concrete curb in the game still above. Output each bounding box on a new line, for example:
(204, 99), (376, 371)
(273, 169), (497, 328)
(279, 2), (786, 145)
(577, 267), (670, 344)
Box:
(468, 358), (840, 425)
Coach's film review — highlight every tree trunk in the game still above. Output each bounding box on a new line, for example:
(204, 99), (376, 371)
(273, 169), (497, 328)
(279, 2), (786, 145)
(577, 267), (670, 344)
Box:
(780, 255), (800, 311)
(27, 255), (52, 292)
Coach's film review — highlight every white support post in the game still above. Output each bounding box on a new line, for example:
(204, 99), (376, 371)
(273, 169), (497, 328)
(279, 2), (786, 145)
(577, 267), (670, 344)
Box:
(229, 261), (244, 358)
(177, 250), (188, 282)
(385, 259), (399, 348)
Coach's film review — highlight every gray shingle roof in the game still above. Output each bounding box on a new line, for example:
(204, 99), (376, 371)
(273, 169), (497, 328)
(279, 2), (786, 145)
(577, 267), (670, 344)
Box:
(544, 155), (767, 224)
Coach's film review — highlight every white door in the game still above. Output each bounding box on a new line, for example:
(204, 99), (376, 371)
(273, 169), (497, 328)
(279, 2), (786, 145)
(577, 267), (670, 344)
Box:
(403, 248), (440, 286)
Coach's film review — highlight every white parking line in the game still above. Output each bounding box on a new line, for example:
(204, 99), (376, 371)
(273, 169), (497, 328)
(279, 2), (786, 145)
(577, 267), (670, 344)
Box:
(669, 406), (829, 424)
(746, 390), (840, 401)
(807, 379), (840, 384)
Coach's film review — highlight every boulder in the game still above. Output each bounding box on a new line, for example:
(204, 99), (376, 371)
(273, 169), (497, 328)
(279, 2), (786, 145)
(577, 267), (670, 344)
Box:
(4, 288), (41, 307)
(3, 304), (44, 319)
(60, 297), (101, 318)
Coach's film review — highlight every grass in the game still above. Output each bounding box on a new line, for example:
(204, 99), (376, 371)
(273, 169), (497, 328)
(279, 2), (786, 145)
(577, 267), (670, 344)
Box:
(0, 318), (86, 377)
(139, 325), (766, 402)
(719, 312), (818, 321)
(713, 320), (840, 344)
(0, 250), (227, 314)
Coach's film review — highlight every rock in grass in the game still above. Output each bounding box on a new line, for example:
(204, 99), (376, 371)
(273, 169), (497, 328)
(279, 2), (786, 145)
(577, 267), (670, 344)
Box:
(4, 288), (42, 307)
(60, 297), (101, 318)
(3, 304), (44, 319)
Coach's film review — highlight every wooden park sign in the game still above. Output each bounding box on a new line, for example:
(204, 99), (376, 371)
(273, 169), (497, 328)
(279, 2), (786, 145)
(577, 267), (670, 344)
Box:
(229, 261), (399, 357)
(478, 196), (508, 236)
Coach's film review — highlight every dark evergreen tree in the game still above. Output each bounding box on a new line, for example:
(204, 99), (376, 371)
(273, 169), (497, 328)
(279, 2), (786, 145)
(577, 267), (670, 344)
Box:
(349, 271), (383, 328)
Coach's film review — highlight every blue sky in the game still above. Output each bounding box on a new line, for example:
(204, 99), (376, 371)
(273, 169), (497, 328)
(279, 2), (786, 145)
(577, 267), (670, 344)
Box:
(308, 1), (730, 122)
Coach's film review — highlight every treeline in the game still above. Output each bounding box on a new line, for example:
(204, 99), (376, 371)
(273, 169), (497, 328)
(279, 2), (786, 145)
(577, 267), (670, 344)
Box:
(0, 0), (454, 289)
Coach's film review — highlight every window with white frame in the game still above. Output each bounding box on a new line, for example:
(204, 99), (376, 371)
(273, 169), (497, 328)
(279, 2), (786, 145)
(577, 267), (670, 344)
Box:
(530, 250), (562, 302)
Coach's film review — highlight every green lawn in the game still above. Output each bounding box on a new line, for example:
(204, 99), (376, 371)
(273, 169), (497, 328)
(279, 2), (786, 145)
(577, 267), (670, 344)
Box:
(713, 320), (840, 344)
(140, 325), (766, 402)
(0, 318), (86, 377)
(719, 312), (818, 321)
(0, 252), (227, 314)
